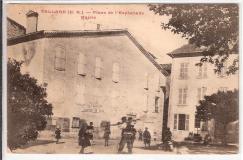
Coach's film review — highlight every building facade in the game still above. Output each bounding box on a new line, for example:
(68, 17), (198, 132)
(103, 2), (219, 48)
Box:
(166, 44), (239, 141)
(7, 11), (169, 139)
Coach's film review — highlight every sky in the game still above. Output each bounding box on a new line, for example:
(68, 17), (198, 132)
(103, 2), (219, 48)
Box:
(7, 4), (188, 64)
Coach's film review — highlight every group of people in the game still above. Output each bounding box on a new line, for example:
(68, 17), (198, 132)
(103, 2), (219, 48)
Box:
(54, 118), (154, 154)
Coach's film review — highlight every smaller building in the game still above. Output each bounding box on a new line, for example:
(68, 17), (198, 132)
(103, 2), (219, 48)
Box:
(166, 44), (238, 141)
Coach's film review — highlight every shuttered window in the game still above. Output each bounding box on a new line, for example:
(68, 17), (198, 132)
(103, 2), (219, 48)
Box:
(77, 53), (86, 76)
(198, 63), (207, 78)
(174, 114), (190, 131)
(95, 57), (102, 79)
(54, 46), (66, 71)
(112, 62), (119, 83)
(144, 72), (149, 90)
(179, 63), (189, 79)
(72, 117), (80, 128)
(154, 97), (159, 113)
(197, 87), (207, 102)
(179, 88), (187, 105)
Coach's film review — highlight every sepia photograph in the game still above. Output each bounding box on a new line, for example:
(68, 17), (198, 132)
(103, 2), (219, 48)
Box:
(3, 2), (239, 156)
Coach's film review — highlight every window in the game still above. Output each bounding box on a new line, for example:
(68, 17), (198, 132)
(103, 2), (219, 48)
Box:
(219, 87), (228, 92)
(112, 62), (119, 83)
(54, 46), (66, 71)
(72, 117), (80, 128)
(95, 57), (102, 79)
(154, 97), (159, 113)
(197, 87), (207, 102)
(178, 114), (186, 130)
(178, 88), (188, 105)
(77, 53), (86, 76)
(174, 114), (189, 130)
(198, 63), (207, 78)
(144, 72), (149, 90)
(179, 63), (189, 79)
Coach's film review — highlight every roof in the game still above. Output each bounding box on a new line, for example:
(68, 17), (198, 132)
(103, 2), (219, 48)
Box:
(160, 64), (172, 74)
(7, 29), (169, 76)
(167, 44), (206, 58)
(7, 17), (26, 31)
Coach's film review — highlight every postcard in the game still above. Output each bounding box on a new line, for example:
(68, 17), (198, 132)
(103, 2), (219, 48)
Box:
(3, 2), (240, 158)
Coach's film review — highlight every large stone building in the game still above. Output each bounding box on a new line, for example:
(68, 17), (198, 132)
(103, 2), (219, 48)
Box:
(166, 44), (239, 141)
(7, 11), (169, 139)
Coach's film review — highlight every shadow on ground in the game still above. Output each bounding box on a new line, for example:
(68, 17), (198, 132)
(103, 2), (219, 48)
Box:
(19, 140), (58, 149)
(174, 142), (238, 154)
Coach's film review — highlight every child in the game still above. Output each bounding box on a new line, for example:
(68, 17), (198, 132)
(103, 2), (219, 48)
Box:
(55, 127), (61, 144)
(104, 125), (111, 146)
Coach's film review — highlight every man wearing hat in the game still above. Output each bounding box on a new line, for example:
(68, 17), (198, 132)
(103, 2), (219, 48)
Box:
(143, 127), (151, 148)
(118, 117), (135, 153)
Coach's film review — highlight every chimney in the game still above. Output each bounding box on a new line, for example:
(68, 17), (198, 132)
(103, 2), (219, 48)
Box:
(26, 10), (38, 34)
(97, 24), (101, 30)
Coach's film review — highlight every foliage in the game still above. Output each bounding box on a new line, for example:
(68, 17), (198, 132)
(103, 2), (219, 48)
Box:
(7, 59), (53, 150)
(195, 90), (238, 145)
(148, 4), (239, 74)
(162, 127), (172, 144)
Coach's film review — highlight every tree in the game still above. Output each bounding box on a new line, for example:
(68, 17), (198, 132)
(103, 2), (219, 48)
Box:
(148, 4), (239, 74)
(195, 90), (238, 145)
(7, 59), (53, 150)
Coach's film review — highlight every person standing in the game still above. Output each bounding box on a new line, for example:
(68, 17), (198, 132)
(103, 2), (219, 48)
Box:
(104, 125), (111, 146)
(143, 127), (151, 148)
(87, 122), (94, 145)
(55, 127), (61, 144)
(118, 120), (134, 154)
(138, 129), (143, 141)
(78, 123), (91, 154)
(131, 125), (137, 148)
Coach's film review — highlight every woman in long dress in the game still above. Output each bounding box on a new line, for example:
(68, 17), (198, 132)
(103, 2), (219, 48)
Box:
(78, 123), (91, 153)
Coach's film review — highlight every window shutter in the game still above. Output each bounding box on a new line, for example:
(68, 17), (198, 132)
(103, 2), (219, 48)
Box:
(174, 114), (177, 130)
(185, 115), (189, 130)
(184, 63), (188, 79)
(178, 88), (182, 104)
(198, 66), (202, 78)
(183, 88), (187, 104)
(203, 63), (207, 78)
(144, 72), (149, 90)
(77, 53), (86, 76)
(112, 63), (119, 83)
(95, 57), (102, 79)
(154, 97), (159, 113)
(54, 46), (66, 71)
(180, 63), (184, 78)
